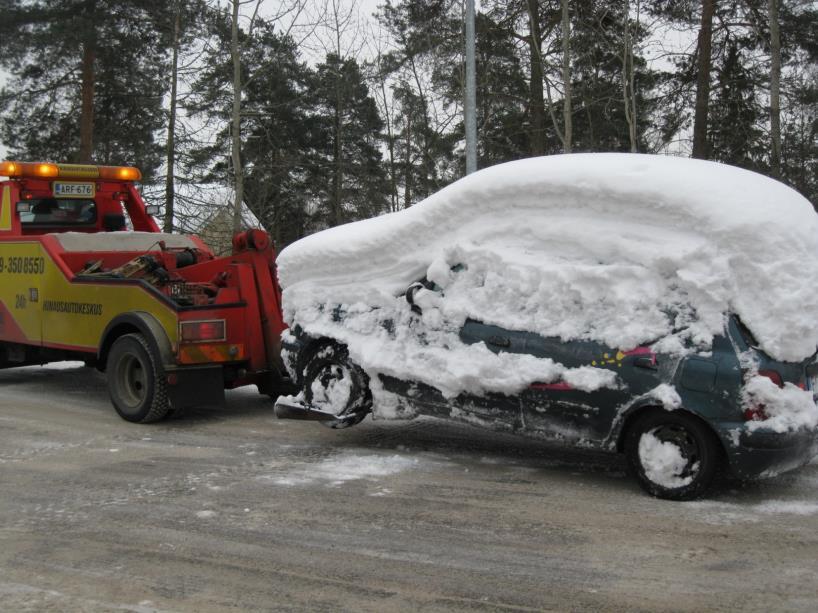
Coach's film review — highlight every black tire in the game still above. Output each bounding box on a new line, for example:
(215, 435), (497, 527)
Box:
(106, 333), (170, 423)
(625, 410), (721, 501)
(303, 344), (371, 429)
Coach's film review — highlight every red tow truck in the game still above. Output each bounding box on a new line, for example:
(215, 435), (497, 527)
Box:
(0, 160), (291, 422)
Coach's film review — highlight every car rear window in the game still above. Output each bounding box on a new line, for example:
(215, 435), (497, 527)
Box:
(734, 316), (759, 348)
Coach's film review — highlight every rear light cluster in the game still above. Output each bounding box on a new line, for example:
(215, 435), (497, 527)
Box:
(0, 160), (141, 181)
(758, 369), (783, 387)
(743, 405), (769, 422)
(743, 369), (783, 422)
(180, 319), (225, 343)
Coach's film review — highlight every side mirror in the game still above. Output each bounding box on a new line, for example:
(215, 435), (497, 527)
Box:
(145, 204), (161, 216)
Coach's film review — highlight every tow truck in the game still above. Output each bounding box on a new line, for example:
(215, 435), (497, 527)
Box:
(0, 160), (291, 422)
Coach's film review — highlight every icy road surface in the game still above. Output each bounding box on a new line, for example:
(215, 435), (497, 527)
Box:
(1, 364), (817, 612)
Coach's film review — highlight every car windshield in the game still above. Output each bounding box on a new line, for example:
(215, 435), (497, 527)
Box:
(19, 198), (97, 226)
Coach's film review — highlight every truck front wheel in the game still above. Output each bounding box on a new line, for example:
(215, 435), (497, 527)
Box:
(107, 333), (170, 423)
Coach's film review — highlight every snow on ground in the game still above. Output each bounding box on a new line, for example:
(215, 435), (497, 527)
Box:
(259, 452), (421, 487)
(38, 361), (86, 370)
(684, 498), (818, 524)
(278, 154), (818, 416)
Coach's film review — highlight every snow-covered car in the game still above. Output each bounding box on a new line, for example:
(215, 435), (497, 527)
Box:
(274, 154), (818, 500)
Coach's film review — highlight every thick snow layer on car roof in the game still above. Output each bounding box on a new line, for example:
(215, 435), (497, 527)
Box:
(279, 154), (818, 364)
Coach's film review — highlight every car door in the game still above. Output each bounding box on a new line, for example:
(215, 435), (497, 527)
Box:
(519, 334), (633, 444)
(456, 319), (526, 431)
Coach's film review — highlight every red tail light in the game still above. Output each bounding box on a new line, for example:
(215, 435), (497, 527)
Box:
(758, 369), (783, 387)
(743, 369), (784, 421)
(743, 406), (769, 421)
(180, 319), (225, 342)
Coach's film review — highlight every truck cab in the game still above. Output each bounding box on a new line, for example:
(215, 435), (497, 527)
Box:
(1, 161), (158, 237)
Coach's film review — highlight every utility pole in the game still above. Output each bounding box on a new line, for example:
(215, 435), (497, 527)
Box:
(464, 0), (477, 175)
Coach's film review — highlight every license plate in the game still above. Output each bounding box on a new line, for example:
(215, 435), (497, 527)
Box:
(53, 182), (95, 198)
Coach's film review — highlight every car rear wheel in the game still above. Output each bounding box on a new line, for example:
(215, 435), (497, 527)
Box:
(107, 333), (170, 423)
(625, 410), (721, 500)
(303, 344), (371, 429)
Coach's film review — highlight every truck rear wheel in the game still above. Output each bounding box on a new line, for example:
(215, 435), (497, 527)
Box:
(107, 333), (170, 423)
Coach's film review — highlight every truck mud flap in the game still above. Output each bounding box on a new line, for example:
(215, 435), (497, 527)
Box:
(166, 365), (225, 411)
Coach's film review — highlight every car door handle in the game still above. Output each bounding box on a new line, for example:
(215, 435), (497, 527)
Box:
(487, 335), (511, 348)
(633, 357), (658, 370)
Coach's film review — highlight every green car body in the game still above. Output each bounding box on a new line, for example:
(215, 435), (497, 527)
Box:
(281, 312), (818, 498)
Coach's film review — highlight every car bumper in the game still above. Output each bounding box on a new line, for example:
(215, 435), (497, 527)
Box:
(716, 423), (818, 479)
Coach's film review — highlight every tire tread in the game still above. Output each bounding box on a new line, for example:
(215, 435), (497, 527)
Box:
(108, 333), (170, 423)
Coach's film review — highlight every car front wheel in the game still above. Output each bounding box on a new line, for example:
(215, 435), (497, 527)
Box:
(625, 410), (721, 500)
(303, 344), (371, 429)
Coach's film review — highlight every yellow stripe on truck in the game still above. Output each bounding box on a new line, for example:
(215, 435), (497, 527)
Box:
(0, 241), (178, 350)
(0, 186), (11, 231)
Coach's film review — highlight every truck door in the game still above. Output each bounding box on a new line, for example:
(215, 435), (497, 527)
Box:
(0, 185), (44, 345)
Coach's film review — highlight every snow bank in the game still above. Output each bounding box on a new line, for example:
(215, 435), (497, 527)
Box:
(278, 154), (818, 408)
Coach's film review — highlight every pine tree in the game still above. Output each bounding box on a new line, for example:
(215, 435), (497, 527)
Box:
(185, 15), (317, 247)
(708, 41), (767, 170)
(0, 0), (171, 180)
(569, 1), (660, 152)
(309, 54), (389, 227)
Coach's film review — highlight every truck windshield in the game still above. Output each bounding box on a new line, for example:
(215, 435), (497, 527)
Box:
(19, 198), (97, 226)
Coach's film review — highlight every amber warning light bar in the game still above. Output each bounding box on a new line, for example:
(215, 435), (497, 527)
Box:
(0, 161), (141, 182)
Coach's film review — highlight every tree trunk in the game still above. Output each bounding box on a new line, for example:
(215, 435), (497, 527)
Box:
(230, 0), (244, 233)
(379, 79), (398, 212)
(561, 0), (572, 153)
(404, 112), (412, 209)
(527, 0), (545, 156)
(78, 36), (96, 163)
(692, 0), (715, 159)
(164, 5), (181, 233)
(769, 0), (781, 177)
(332, 75), (343, 226)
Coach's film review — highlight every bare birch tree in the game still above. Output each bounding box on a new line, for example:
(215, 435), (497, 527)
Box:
(622, 0), (640, 153)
